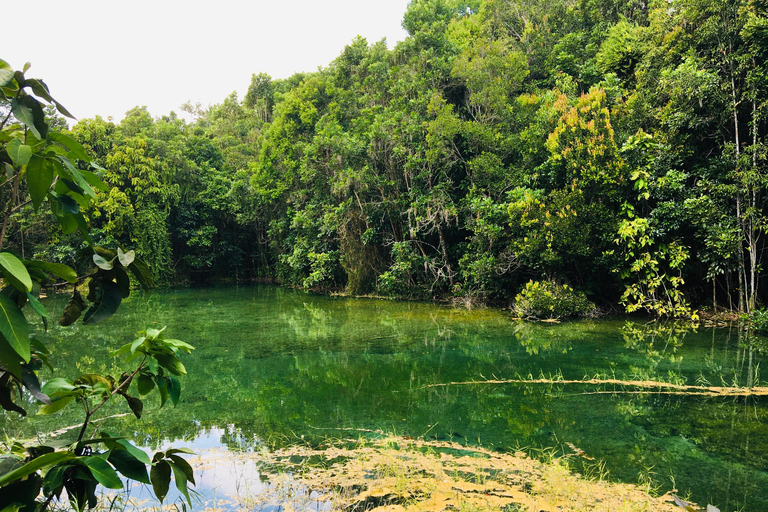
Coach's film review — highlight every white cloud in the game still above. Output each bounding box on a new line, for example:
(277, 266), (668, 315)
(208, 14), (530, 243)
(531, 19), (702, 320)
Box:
(4, 0), (410, 122)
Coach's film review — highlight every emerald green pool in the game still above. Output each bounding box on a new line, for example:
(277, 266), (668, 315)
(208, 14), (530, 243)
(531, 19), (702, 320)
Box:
(3, 285), (766, 510)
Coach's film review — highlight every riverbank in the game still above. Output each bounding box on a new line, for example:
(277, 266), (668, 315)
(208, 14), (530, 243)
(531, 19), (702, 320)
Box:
(191, 435), (687, 512)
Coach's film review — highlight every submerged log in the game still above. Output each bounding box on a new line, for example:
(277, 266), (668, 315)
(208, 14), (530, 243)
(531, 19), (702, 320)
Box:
(417, 378), (768, 397)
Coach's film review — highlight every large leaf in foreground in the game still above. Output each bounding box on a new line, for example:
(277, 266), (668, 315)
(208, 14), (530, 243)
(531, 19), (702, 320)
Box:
(0, 294), (30, 362)
(0, 252), (32, 292)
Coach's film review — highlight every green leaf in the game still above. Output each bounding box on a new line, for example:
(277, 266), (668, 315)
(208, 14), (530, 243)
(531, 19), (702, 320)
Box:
(150, 460), (172, 502)
(52, 205), (78, 235)
(20, 365), (50, 405)
(168, 454), (195, 485)
(83, 280), (122, 324)
(115, 266), (131, 299)
(145, 326), (166, 339)
(130, 336), (148, 354)
(42, 464), (67, 495)
(115, 439), (151, 465)
(74, 373), (114, 392)
(41, 378), (76, 397)
(81, 455), (123, 489)
(0, 63), (13, 87)
(25, 155), (55, 210)
(167, 376), (181, 406)
(13, 96), (47, 140)
(72, 212), (93, 246)
(137, 373), (155, 395)
(154, 353), (186, 376)
(55, 194), (79, 214)
(59, 290), (85, 327)
(23, 78), (75, 119)
(0, 380), (27, 415)
(0, 252), (32, 292)
(117, 248), (135, 267)
(57, 156), (95, 199)
(25, 293), (49, 321)
(0, 451), (72, 487)
(10, 98), (36, 137)
(168, 458), (192, 505)
(128, 258), (153, 290)
(165, 448), (194, 456)
(47, 132), (89, 161)
(161, 338), (195, 352)
(6, 139), (32, 167)
(78, 168), (109, 192)
(0, 334), (23, 378)
(108, 449), (150, 484)
(156, 376), (168, 407)
(26, 260), (77, 284)
(111, 342), (133, 358)
(58, 177), (83, 195)
(0, 293), (30, 362)
(123, 394), (144, 419)
(93, 254), (114, 270)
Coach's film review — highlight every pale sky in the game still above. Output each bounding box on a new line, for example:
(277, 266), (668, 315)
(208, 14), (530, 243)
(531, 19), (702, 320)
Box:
(4, 0), (411, 124)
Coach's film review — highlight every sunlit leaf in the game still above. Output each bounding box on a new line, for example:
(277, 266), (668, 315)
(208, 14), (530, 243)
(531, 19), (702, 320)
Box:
(41, 378), (75, 397)
(6, 138), (31, 167)
(37, 396), (75, 416)
(11, 98), (36, 137)
(25, 293), (49, 321)
(0, 451), (72, 487)
(154, 353), (186, 376)
(0, 294), (30, 362)
(26, 260), (77, 284)
(0, 252), (32, 292)
(93, 254), (114, 270)
(0, 61), (13, 87)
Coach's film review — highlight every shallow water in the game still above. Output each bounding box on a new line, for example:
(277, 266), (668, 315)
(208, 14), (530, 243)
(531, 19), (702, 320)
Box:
(3, 284), (767, 510)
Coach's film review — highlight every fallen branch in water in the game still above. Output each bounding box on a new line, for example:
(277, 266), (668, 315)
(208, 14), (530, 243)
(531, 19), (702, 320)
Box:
(415, 378), (768, 397)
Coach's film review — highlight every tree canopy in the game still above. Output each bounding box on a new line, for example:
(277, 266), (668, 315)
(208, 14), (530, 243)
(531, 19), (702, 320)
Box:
(7, 0), (768, 318)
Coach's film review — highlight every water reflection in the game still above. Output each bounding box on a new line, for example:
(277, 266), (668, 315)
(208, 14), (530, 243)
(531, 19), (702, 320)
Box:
(1, 285), (766, 510)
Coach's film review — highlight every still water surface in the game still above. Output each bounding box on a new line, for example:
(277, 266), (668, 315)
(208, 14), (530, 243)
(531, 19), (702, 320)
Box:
(4, 285), (767, 510)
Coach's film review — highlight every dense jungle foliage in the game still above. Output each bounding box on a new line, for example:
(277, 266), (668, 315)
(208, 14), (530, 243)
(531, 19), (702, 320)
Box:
(5, 0), (768, 318)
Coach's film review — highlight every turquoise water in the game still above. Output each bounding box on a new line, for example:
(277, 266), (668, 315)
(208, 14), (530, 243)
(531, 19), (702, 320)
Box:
(3, 284), (766, 510)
